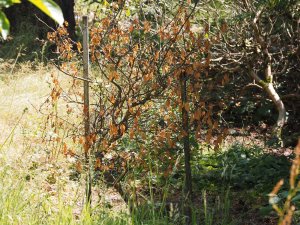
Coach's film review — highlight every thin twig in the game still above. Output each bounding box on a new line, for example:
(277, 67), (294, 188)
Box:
(51, 61), (94, 83)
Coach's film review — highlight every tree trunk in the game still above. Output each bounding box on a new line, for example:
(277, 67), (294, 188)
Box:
(250, 7), (287, 145)
(250, 70), (286, 145)
(180, 72), (193, 224)
(56, 0), (76, 40)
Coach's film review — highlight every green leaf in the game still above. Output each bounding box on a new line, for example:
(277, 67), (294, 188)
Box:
(126, 8), (131, 17)
(103, 0), (109, 6)
(10, 0), (21, 3)
(28, 0), (64, 26)
(0, 0), (21, 8)
(0, 11), (10, 39)
(259, 205), (273, 216)
(292, 193), (300, 202)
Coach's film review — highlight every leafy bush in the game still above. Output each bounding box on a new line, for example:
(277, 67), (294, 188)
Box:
(193, 144), (291, 192)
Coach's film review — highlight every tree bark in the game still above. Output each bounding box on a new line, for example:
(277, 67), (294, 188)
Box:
(56, 0), (76, 40)
(251, 6), (286, 145)
(250, 70), (286, 144)
(180, 72), (193, 224)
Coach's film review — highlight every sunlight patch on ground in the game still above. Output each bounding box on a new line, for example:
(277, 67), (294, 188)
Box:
(0, 65), (128, 220)
(0, 69), (51, 159)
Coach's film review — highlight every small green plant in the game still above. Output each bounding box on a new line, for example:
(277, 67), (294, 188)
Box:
(200, 188), (232, 225)
(203, 190), (214, 225)
(269, 139), (300, 225)
(194, 144), (291, 191)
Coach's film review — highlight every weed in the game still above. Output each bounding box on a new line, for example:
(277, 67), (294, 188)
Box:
(0, 21), (52, 63)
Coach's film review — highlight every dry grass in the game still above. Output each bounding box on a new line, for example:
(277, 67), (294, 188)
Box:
(0, 65), (51, 158)
(0, 64), (85, 217)
(0, 63), (128, 224)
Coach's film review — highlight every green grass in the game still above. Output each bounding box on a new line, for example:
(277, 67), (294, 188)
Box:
(0, 130), (280, 225)
(0, 20), (51, 63)
(0, 65), (174, 225)
(0, 161), (173, 225)
(0, 64), (291, 225)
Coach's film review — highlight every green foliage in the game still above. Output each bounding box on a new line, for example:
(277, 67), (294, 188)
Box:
(0, 11), (9, 39)
(1, 0), (298, 224)
(201, 188), (232, 225)
(0, 0), (21, 8)
(0, 20), (52, 61)
(193, 144), (291, 191)
(28, 0), (63, 25)
(192, 144), (293, 222)
(220, 146), (290, 190)
(0, 0), (63, 39)
(0, 156), (170, 225)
